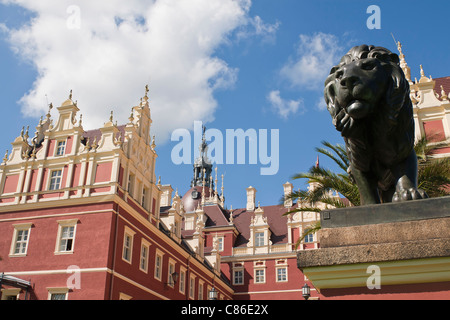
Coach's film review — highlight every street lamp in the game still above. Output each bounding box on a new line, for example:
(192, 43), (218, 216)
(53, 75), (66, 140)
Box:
(302, 283), (311, 300)
(165, 272), (179, 286)
(208, 287), (218, 300)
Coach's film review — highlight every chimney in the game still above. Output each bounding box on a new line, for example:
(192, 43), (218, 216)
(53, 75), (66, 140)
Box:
(283, 182), (293, 208)
(246, 186), (256, 211)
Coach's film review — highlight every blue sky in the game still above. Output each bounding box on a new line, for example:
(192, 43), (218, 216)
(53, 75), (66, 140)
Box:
(1, 0), (450, 209)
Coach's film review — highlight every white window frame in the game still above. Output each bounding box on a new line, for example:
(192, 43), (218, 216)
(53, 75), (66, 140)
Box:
(233, 270), (244, 285)
(179, 267), (186, 295)
(1, 288), (21, 300)
(55, 140), (66, 156)
(139, 239), (151, 273)
(198, 280), (204, 300)
(189, 275), (196, 300)
(9, 223), (32, 257)
(127, 173), (135, 196)
(122, 226), (136, 264)
(232, 262), (244, 285)
(47, 287), (69, 300)
(276, 267), (288, 282)
(255, 231), (265, 247)
(304, 232), (314, 243)
(141, 186), (148, 209)
(254, 269), (266, 284)
(217, 236), (224, 252)
(48, 169), (63, 191)
(167, 258), (176, 288)
(55, 219), (78, 254)
(154, 249), (164, 281)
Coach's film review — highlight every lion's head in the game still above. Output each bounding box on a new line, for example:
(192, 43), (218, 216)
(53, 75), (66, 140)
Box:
(324, 45), (410, 137)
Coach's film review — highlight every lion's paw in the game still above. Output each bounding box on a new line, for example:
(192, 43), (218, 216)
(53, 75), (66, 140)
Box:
(392, 188), (428, 202)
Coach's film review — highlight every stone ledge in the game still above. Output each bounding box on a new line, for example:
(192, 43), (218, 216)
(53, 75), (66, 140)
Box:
(298, 238), (450, 269)
(320, 216), (450, 248)
(321, 196), (450, 229)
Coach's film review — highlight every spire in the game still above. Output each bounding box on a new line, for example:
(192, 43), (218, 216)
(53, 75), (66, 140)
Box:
(191, 125), (213, 189)
(214, 167), (218, 195)
(396, 41), (412, 83)
(141, 84), (150, 107)
(220, 173), (225, 204)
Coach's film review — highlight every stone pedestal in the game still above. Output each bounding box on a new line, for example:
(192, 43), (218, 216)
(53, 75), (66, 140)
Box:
(297, 196), (450, 299)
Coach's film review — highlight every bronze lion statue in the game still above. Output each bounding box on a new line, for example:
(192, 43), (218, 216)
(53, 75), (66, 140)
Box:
(324, 45), (427, 205)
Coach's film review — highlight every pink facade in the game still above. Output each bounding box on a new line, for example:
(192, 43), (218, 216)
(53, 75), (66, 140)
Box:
(0, 91), (232, 300)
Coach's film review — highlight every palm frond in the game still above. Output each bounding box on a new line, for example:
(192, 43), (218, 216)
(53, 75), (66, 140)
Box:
(293, 221), (321, 250)
(317, 140), (349, 170)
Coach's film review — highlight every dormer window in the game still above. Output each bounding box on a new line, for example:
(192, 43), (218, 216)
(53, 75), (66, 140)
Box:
(255, 232), (265, 247)
(55, 140), (66, 156)
(217, 236), (224, 252)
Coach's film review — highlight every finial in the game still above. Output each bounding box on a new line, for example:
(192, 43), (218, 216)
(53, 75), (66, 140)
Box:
(24, 126), (29, 141)
(441, 85), (448, 100)
(397, 41), (403, 55)
(47, 103), (53, 118)
(3, 150), (8, 163)
(92, 137), (98, 148)
(420, 65), (425, 78)
(69, 89), (73, 100)
(214, 167), (218, 193)
(158, 176), (161, 185)
(145, 84), (149, 97)
(221, 173), (224, 195)
(209, 175), (213, 198)
(128, 108), (134, 123)
(151, 135), (156, 149)
(229, 207), (233, 224)
(78, 114), (83, 127)
(109, 111), (114, 122)
(202, 168), (206, 204)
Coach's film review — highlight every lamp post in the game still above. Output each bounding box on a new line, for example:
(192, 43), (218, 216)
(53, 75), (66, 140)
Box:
(208, 287), (218, 300)
(165, 272), (179, 286)
(302, 283), (311, 300)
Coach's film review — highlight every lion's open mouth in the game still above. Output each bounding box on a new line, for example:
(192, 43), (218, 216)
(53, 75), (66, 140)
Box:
(346, 100), (370, 119)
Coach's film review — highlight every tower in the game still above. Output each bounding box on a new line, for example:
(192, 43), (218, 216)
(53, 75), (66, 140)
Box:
(191, 125), (213, 189)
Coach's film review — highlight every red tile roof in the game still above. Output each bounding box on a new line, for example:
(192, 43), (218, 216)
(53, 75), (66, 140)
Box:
(434, 77), (450, 99)
(180, 188), (291, 247)
(231, 205), (289, 247)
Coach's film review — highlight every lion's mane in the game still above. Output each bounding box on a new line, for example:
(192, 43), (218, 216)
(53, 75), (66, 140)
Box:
(324, 45), (415, 191)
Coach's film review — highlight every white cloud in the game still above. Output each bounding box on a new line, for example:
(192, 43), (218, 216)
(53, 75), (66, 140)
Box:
(0, 0), (270, 143)
(316, 95), (327, 111)
(236, 15), (280, 43)
(280, 32), (342, 90)
(267, 90), (304, 119)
